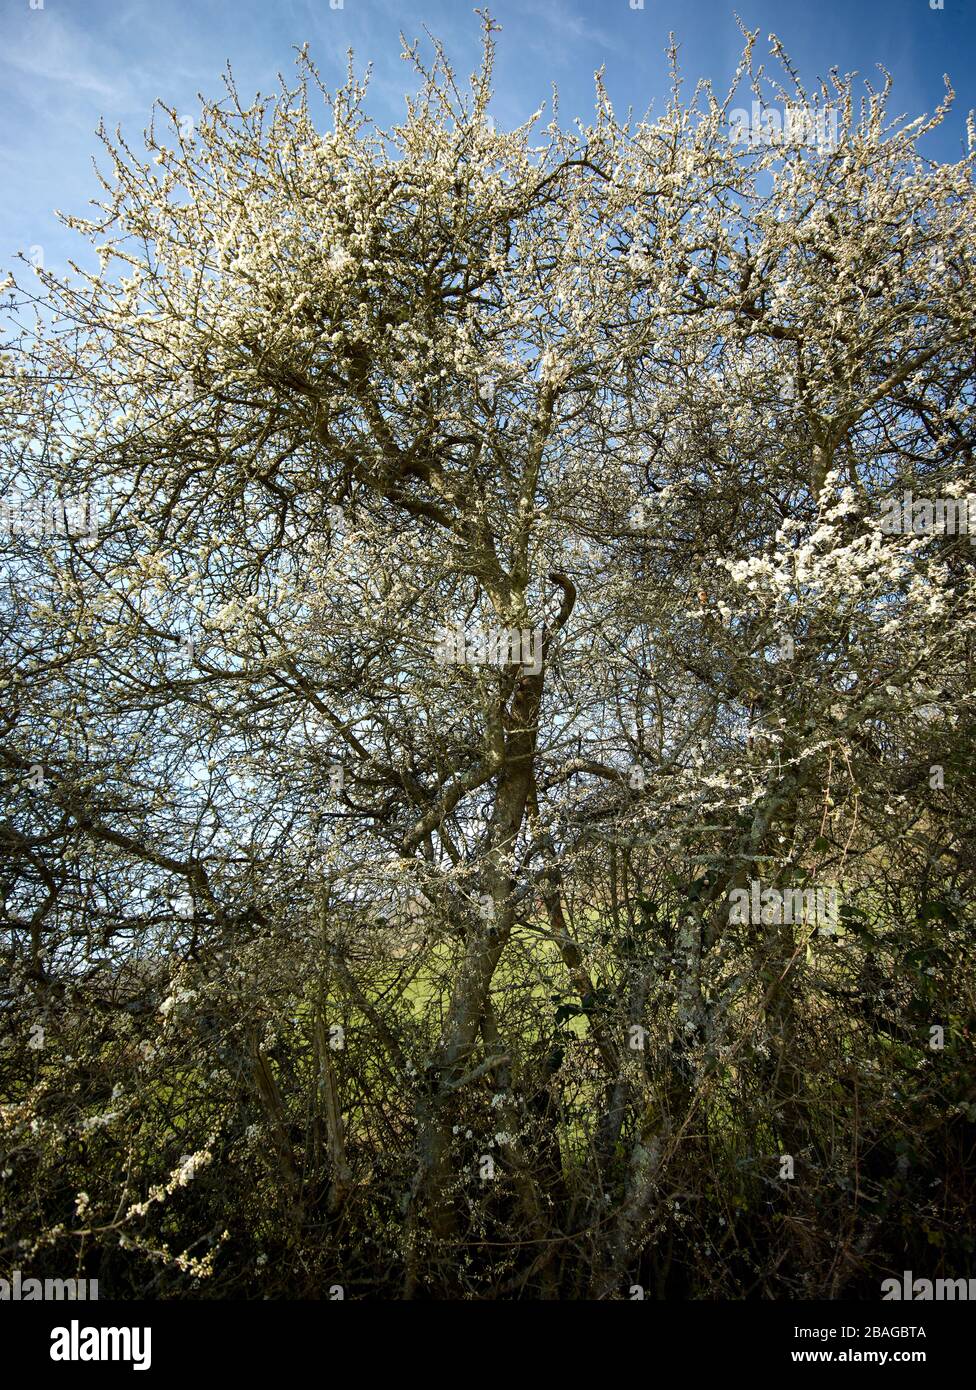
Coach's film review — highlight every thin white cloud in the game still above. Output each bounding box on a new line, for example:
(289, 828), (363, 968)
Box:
(0, 11), (135, 106)
(517, 0), (630, 61)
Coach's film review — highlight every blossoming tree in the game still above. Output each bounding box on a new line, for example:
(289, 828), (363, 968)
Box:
(2, 18), (975, 1297)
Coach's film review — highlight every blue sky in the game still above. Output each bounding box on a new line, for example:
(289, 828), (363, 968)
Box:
(1, 0), (973, 278)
